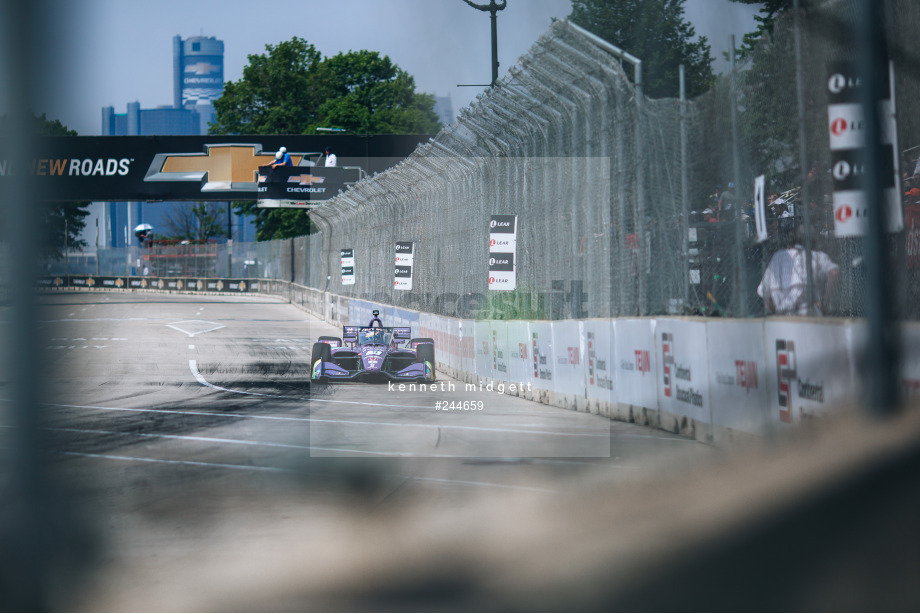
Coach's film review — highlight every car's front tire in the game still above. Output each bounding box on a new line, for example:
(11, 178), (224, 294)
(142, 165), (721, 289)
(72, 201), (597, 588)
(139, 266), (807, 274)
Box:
(311, 342), (332, 383)
(416, 343), (435, 382)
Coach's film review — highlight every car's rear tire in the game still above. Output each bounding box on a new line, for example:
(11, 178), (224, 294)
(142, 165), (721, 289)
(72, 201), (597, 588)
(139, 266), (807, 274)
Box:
(318, 335), (342, 348)
(416, 343), (435, 381)
(410, 337), (434, 349)
(311, 342), (332, 382)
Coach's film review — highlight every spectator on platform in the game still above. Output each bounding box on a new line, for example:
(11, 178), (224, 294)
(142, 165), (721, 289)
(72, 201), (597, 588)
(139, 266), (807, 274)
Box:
(270, 146), (293, 168)
(324, 146), (337, 167)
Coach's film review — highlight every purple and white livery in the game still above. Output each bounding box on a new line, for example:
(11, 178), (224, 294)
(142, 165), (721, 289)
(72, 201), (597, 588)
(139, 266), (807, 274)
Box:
(310, 323), (435, 384)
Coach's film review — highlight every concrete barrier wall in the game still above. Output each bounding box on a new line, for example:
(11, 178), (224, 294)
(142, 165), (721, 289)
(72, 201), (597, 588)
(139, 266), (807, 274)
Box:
(44, 278), (920, 445)
(305, 292), (920, 444)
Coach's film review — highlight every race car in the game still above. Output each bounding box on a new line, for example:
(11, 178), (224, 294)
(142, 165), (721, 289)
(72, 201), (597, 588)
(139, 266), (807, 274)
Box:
(310, 324), (435, 383)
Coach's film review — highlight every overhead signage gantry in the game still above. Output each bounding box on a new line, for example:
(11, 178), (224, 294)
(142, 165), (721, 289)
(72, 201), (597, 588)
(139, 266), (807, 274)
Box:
(4, 134), (431, 205)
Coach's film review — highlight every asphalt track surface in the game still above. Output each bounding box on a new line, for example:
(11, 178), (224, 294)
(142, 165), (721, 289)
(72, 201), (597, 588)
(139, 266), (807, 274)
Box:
(9, 291), (716, 609)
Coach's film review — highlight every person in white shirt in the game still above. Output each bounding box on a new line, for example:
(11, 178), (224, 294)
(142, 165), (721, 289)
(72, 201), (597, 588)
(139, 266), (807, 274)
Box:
(324, 146), (337, 167)
(757, 229), (838, 315)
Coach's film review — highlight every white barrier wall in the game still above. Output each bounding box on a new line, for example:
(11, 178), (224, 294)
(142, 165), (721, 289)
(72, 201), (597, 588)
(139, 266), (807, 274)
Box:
(764, 320), (855, 426)
(613, 319), (659, 426)
(656, 319), (712, 439)
(474, 320), (492, 383)
(301, 290), (920, 445)
(460, 319), (475, 378)
(490, 321), (511, 383)
(551, 321), (586, 411)
(506, 321), (534, 398)
(584, 320), (615, 416)
(707, 320), (770, 439)
(529, 322), (555, 405)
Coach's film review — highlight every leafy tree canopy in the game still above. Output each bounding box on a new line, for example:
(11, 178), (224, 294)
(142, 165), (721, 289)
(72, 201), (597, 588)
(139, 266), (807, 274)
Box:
(210, 38), (440, 241)
(0, 113), (91, 259)
(161, 202), (227, 242)
(568, 0), (715, 98)
(729, 0), (793, 58)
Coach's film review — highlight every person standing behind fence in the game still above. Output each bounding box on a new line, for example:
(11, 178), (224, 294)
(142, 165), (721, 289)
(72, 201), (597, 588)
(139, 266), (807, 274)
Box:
(757, 228), (838, 316)
(324, 146), (337, 167)
(717, 182), (736, 221)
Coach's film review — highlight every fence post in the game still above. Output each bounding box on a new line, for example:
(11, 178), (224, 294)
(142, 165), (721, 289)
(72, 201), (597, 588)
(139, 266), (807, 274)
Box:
(730, 35), (748, 316)
(680, 64), (689, 311)
(793, 0), (817, 314)
(857, 0), (901, 415)
(635, 60), (648, 315)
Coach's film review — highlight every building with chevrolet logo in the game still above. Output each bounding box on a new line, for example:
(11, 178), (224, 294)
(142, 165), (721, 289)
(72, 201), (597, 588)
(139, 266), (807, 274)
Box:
(92, 34), (254, 249)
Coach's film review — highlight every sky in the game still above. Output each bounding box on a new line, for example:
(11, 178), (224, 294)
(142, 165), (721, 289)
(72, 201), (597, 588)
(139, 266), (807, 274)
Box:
(22, 0), (761, 136)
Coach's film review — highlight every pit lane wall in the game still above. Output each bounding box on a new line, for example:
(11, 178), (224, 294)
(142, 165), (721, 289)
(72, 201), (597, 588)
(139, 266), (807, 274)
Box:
(40, 276), (920, 444)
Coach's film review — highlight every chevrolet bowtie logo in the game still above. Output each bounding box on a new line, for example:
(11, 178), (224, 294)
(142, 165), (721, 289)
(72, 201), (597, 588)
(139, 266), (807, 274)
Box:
(144, 144), (311, 192)
(185, 62), (219, 75)
(288, 174), (325, 185)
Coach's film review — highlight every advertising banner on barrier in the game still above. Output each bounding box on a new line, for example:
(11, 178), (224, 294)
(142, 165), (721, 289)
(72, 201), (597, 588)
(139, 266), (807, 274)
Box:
(394, 242), (414, 290)
(551, 321), (585, 402)
(614, 319), (658, 411)
(826, 60), (903, 236)
(474, 320), (492, 380)
(530, 322), (554, 388)
(489, 321), (510, 382)
(341, 248), (355, 285)
(506, 321), (533, 391)
(764, 320), (853, 425)
(707, 320), (769, 435)
(657, 319), (711, 426)
(460, 319), (476, 375)
(445, 318), (462, 371)
(844, 320), (920, 407)
(488, 215), (517, 291)
(584, 320), (615, 405)
(39, 275), (252, 293)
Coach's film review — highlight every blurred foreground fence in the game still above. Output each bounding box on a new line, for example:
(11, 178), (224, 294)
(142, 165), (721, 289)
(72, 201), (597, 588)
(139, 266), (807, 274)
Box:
(45, 3), (920, 320)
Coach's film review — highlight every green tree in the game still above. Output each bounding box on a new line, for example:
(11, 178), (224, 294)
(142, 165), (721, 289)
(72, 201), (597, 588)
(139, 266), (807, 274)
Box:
(211, 38), (439, 240)
(728, 0), (793, 58)
(161, 202), (227, 242)
(0, 113), (91, 259)
(568, 0), (714, 98)
(317, 50), (440, 134)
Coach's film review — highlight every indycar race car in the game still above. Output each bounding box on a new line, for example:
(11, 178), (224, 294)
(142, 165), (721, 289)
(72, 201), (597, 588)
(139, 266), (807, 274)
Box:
(310, 322), (435, 384)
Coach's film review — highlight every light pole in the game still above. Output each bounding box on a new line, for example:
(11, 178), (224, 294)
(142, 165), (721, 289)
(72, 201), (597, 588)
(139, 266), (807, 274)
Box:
(461, 0), (507, 87)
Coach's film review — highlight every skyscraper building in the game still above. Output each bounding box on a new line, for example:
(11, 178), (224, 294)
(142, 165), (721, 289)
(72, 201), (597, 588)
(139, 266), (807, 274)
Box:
(93, 34), (252, 251)
(434, 95), (454, 126)
(173, 35), (224, 134)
